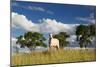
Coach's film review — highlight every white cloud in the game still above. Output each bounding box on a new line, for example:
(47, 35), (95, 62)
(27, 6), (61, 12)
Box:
(11, 37), (20, 49)
(12, 12), (78, 35)
(12, 12), (40, 32)
(27, 6), (54, 14)
(28, 6), (45, 12)
(76, 17), (95, 24)
(46, 10), (54, 14)
(66, 35), (77, 42)
(11, 37), (18, 54)
(11, 2), (54, 14)
(66, 35), (79, 47)
(76, 13), (96, 24)
(11, 37), (17, 46)
(40, 18), (78, 34)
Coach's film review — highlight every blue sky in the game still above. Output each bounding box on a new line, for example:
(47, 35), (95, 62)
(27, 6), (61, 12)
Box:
(11, 1), (96, 38)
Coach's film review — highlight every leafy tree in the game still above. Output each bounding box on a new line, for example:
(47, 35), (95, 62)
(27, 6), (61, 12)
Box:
(76, 25), (87, 41)
(16, 32), (47, 51)
(89, 24), (96, 36)
(76, 24), (96, 48)
(16, 35), (26, 48)
(53, 32), (70, 48)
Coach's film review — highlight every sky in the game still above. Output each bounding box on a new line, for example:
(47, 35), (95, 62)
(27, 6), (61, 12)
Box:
(11, 1), (96, 38)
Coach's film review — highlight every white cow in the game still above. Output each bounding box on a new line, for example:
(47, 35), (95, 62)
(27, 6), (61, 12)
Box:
(49, 34), (59, 50)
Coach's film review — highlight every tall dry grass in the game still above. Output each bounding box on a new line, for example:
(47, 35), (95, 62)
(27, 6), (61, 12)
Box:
(11, 48), (96, 66)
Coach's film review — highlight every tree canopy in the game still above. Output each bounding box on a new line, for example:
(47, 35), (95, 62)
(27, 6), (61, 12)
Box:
(53, 32), (70, 48)
(16, 32), (47, 50)
(76, 24), (96, 48)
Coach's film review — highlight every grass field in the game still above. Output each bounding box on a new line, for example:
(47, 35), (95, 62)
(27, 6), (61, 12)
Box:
(11, 48), (96, 66)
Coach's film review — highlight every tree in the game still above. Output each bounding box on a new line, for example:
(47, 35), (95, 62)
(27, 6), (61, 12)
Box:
(16, 32), (47, 51)
(76, 25), (87, 41)
(76, 24), (96, 48)
(89, 24), (96, 36)
(53, 32), (70, 48)
(16, 35), (26, 48)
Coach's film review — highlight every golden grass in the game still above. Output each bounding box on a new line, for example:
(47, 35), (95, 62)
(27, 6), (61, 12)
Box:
(11, 48), (96, 66)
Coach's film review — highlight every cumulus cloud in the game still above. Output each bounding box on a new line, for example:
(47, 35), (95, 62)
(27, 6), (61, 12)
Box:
(12, 12), (40, 32)
(12, 12), (78, 35)
(39, 18), (78, 34)
(76, 13), (96, 24)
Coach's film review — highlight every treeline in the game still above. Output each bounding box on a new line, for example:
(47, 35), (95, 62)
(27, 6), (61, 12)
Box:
(16, 24), (95, 50)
